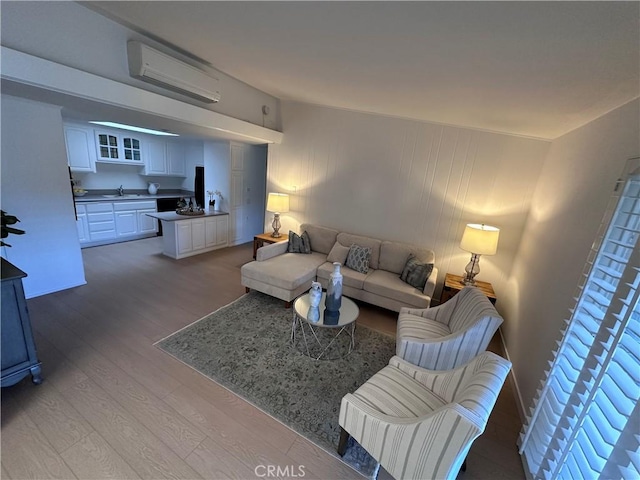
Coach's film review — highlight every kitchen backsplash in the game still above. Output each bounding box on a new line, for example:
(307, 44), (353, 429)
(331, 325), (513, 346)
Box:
(72, 162), (187, 191)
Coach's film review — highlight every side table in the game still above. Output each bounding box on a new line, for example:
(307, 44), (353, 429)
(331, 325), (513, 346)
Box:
(253, 232), (288, 259)
(441, 272), (496, 305)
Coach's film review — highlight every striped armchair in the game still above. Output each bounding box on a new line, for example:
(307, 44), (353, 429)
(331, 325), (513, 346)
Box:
(396, 286), (503, 370)
(338, 352), (512, 480)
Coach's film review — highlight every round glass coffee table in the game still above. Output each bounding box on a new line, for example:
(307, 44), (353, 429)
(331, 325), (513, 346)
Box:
(290, 292), (359, 360)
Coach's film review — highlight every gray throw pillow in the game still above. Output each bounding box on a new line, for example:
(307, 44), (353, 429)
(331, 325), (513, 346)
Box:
(288, 231), (311, 254)
(400, 255), (434, 290)
(327, 242), (350, 264)
(345, 244), (372, 274)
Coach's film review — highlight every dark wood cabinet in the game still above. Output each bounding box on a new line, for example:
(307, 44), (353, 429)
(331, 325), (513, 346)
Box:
(1, 258), (42, 387)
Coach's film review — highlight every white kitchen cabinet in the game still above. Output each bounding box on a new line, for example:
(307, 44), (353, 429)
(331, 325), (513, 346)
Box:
(86, 202), (116, 242)
(167, 142), (187, 176)
(191, 219), (206, 251)
(64, 124), (97, 173)
(216, 215), (229, 246)
(205, 213), (228, 247)
(143, 140), (186, 177)
(144, 139), (167, 175)
(75, 204), (90, 242)
(79, 200), (157, 247)
(95, 130), (144, 166)
(138, 209), (157, 234)
(152, 213), (229, 259)
(176, 222), (193, 255)
(175, 218), (207, 254)
(115, 211), (138, 237)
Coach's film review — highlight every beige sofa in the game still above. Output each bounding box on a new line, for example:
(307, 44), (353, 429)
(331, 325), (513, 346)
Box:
(241, 224), (437, 312)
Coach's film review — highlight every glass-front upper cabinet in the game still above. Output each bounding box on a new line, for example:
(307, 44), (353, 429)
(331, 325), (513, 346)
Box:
(97, 133), (120, 160)
(123, 137), (141, 161)
(95, 131), (143, 164)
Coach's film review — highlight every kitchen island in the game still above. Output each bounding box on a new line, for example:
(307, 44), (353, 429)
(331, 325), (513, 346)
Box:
(146, 210), (229, 259)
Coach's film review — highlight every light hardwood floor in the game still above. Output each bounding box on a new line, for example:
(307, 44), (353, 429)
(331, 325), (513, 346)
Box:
(1, 237), (526, 479)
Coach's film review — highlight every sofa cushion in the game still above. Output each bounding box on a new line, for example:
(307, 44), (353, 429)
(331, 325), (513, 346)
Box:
(288, 230), (311, 254)
(364, 269), (431, 306)
(336, 233), (382, 269)
(400, 255), (434, 290)
(351, 364), (446, 418)
(317, 262), (369, 289)
(379, 241), (412, 274)
(327, 241), (350, 264)
(241, 252), (326, 290)
(345, 244), (372, 274)
(300, 224), (340, 255)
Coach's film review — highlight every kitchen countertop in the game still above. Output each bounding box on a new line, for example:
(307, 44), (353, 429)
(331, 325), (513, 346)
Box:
(74, 192), (194, 202)
(146, 210), (229, 222)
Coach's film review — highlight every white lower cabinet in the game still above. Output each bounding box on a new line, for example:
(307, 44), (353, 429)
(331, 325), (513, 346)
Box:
(115, 211), (138, 237)
(163, 214), (229, 259)
(191, 219), (206, 251)
(75, 204), (90, 242)
(177, 222), (193, 255)
(204, 215), (228, 248)
(79, 200), (157, 247)
(86, 202), (116, 242)
(138, 209), (158, 234)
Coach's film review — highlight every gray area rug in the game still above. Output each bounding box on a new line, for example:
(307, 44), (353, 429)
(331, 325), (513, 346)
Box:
(156, 291), (396, 478)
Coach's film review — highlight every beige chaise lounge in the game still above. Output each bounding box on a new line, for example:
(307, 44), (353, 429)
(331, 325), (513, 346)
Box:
(241, 224), (438, 311)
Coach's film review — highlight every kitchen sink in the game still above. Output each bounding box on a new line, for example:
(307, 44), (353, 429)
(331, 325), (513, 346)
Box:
(102, 194), (144, 198)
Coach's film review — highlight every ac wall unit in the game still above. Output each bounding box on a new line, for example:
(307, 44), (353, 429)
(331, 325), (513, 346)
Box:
(127, 41), (221, 103)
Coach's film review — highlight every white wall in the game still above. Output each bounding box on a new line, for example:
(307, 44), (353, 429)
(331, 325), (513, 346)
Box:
(503, 98), (640, 414)
(1, 95), (86, 298)
(268, 101), (550, 300)
(0, 1), (280, 131)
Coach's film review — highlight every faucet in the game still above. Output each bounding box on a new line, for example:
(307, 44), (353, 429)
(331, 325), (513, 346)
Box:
(117, 185), (124, 196)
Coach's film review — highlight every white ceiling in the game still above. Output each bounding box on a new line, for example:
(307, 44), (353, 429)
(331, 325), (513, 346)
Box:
(86, 1), (638, 140)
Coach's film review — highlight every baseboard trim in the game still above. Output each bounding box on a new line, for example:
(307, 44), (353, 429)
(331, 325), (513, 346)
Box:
(498, 326), (528, 424)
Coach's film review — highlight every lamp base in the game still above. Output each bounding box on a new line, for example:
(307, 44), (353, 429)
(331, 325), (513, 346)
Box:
(461, 253), (481, 286)
(271, 213), (282, 238)
(460, 275), (477, 287)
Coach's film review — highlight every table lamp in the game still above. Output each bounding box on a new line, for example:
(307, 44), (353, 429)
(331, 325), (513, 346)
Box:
(266, 192), (289, 238)
(460, 223), (500, 286)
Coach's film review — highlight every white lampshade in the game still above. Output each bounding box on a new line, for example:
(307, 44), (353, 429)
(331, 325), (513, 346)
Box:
(266, 192), (290, 213)
(460, 224), (500, 255)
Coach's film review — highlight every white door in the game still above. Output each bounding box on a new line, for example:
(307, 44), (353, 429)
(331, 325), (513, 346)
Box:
(76, 214), (89, 242)
(115, 211), (137, 237)
(176, 222), (192, 254)
(65, 126), (96, 172)
(216, 216), (229, 246)
(191, 219), (206, 251)
(205, 217), (217, 247)
(138, 210), (158, 234)
(145, 139), (167, 175)
(167, 142), (186, 176)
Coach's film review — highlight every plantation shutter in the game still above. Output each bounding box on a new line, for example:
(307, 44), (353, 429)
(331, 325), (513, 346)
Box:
(519, 158), (640, 480)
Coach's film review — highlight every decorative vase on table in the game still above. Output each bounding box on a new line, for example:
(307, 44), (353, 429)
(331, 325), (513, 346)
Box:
(307, 281), (322, 323)
(324, 263), (343, 325)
